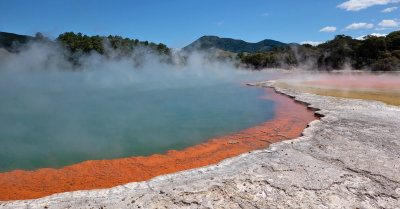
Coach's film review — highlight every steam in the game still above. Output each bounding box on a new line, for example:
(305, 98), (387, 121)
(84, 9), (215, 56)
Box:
(0, 39), (277, 171)
(0, 40), (270, 89)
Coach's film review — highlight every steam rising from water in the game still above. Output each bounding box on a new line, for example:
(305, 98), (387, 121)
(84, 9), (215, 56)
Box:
(0, 41), (277, 171)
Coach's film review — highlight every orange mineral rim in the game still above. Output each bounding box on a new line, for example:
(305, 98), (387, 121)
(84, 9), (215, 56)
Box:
(0, 86), (317, 201)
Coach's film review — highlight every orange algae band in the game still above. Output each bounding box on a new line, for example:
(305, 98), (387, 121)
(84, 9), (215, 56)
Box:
(0, 87), (317, 201)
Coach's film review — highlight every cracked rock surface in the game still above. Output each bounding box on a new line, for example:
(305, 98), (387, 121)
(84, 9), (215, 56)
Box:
(1, 81), (400, 208)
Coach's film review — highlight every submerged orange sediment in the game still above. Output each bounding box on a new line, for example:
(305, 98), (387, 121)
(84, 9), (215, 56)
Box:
(0, 88), (317, 201)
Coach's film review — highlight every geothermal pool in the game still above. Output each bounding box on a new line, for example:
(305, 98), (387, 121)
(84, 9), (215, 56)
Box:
(0, 69), (276, 172)
(0, 66), (320, 200)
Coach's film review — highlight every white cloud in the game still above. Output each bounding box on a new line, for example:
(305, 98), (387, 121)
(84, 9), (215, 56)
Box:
(301, 41), (323, 46)
(319, 26), (337, 32)
(381, 6), (398, 12)
(261, 13), (269, 16)
(345, 22), (374, 30)
(378, 19), (400, 28)
(215, 21), (223, 26)
(370, 33), (388, 36)
(355, 33), (387, 40)
(338, 0), (400, 11)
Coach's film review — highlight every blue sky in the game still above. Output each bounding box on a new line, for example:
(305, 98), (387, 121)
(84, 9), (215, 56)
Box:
(0, 0), (399, 47)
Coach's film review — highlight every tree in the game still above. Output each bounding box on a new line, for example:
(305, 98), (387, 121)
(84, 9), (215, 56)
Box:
(386, 31), (400, 51)
(356, 36), (387, 64)
(56, 32), (171, 61)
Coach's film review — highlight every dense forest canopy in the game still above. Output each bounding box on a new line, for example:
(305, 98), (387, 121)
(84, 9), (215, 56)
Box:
(0, 31), (172, 67)
(57, 32), (170, 56)
(0, 31), (170, 56)
(239, 31), (400, 71)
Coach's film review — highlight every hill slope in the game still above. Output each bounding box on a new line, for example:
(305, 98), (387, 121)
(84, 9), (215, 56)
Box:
(184, 35), (287, 53)
(0, 32), (33, 51)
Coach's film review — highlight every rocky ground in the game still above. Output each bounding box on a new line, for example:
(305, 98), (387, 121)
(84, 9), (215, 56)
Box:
(1, 81), (399, 208)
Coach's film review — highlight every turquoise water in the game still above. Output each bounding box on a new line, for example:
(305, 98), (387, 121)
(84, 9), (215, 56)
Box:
(0, 69), (276, 172)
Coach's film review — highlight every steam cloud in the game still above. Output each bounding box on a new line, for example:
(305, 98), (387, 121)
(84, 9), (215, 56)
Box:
(0, 39), (276, 171)
(0, 40), (273, 89)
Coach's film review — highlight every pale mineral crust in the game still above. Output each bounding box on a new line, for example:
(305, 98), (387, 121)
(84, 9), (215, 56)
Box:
(1, 81), (399, 209)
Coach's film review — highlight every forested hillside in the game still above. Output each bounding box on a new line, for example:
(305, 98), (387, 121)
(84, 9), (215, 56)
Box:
(2, 30), (400, 71)
(57, 32), (170, 56)
(184, 35), (287, 53)
(0, 32), (34, 52)
(0, 31), (170, 56)
(239, 31), (400, 71)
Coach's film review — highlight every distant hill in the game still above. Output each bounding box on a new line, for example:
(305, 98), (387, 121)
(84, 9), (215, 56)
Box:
(183, 35), (287, 53)
(0, 32), (34, 51)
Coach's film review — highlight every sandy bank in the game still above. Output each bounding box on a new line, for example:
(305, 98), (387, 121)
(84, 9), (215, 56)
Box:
(1, 81), (400, 208)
